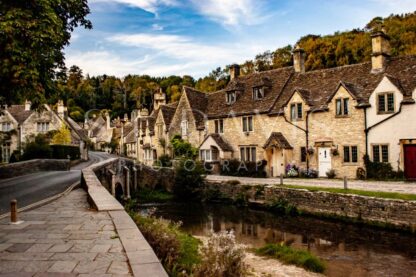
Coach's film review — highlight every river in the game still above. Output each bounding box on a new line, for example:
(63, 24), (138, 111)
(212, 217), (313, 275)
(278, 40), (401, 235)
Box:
(140, 201), (416, 277)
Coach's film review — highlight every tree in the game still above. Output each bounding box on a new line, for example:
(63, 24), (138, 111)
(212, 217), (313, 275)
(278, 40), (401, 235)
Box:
(0, 0), (92, 106)
(51, 125), (71, 145)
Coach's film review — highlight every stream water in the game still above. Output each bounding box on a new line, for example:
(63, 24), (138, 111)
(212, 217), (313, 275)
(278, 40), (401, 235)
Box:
(141, 202), (416, 277)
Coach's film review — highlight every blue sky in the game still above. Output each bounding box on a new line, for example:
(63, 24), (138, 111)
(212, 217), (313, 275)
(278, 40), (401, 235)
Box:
(65, 0), (416, 78)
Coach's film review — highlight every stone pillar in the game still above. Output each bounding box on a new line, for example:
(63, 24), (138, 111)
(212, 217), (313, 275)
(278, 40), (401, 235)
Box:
(124, 166), (131, 199)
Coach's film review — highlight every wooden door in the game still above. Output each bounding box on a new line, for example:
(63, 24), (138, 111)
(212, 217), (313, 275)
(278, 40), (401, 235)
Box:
(404, 145), (416, 180)
(318, 147), (331, 177)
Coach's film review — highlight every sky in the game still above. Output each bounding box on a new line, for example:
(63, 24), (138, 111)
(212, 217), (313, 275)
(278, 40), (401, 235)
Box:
(64, 0), (416, 79)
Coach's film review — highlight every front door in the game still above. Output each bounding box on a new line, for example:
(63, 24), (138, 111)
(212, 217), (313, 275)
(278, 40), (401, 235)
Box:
(272, 148), (285, 177)
(318, 147), (331, 177)
(404, 145), (416, 180)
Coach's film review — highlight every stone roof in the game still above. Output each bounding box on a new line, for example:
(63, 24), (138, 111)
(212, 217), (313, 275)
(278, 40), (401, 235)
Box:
(183, 86), (208, 130)
(125, 129), (136, 144)
(206, 67), (294, 118)
(263, 132), (293, 149)
(270, 55), (416, 114)
(6, 105), (33, 124)
(160, 102), (178, 127)
(199, 133), (233, 152)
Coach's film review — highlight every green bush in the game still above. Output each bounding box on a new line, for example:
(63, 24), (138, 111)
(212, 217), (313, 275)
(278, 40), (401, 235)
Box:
(21, 134), (52, 160)
(364, 155), (404, 180)
(255, 243), (326, 273)
(220, 159), (267, 178)
(173, 158), (206, 199)
(155, 154), (172, 167)
(50, 144), (80, 160)
(171, 135), (198, 159)
(132, 188), (174, 203)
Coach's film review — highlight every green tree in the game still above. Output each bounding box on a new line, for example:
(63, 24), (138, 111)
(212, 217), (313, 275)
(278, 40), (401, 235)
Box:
(0, 0), (92, 106)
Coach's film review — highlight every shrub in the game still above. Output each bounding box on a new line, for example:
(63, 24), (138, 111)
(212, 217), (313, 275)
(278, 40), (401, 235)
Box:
(220, 159), (267, 178)
(8, 150), (20, 163)
(21, 134), (52, 160)
(255, 243), (326, 273)
(268, 199), (298, 216)
(299, 168), (318, 178)
(286, 164), (299, 177)
(194, 231), (247, 277)
(171, 135), (198, 159)
(364, 155), (404, 180)
(132, 214), (201, 275)
(173, 158), (206, 199)
(50, 144), (80, 160)
(155, 154), (172, 167)
(326, 169), (336, 179)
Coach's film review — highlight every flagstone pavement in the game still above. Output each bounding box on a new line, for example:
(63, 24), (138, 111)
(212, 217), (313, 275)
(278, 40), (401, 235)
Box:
(0, 189), (132, 276)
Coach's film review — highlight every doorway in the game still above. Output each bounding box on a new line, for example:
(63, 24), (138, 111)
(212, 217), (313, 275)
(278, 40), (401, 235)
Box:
(404, 144), (416, 180)
(318, 147), (331, 177)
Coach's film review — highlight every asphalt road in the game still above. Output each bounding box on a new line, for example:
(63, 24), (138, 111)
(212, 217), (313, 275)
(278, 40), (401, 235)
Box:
(0, 151), (114, 215)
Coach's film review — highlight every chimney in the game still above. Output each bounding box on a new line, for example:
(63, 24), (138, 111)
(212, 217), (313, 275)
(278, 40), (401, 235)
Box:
(153, 88), (166, 110)
(293, 45), (305, 73)
(24, 100), (31, 111)
(57, 100), (65, 118)
(124, 113), (129, 123)
(230, 64), (240, 80)
(105, 112), (111, 130)
(371, 29), (390, 72)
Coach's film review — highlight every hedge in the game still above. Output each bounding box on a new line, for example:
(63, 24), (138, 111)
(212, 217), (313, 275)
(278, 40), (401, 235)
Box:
(50, 145), (80, 160)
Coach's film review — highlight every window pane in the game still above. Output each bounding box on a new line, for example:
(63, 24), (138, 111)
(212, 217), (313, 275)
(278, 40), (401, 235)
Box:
(343, 146), (350, 163)
(351, 146), (358, 163)
(215, 121), (218, 133)
(343, 98), (349, 115)
(206, 150), (211, 160)
(246, 148), (250, 162)
(251, 147), (256, 162)
(381, 145), (389, 162)
(301, 147), (307, 162)
(373, 145), (380, 162)
(336, 99), (342, 115)
(248, 117), (253, 131)
(240, 148), (245, 161)
(297, 104), (302, 119)
(220, 120), (224, 133)
(387, 94), (394, 112)
(291, 104), (296, 120)
(378, 95), (385, 112)
(242, 117), (247, 132)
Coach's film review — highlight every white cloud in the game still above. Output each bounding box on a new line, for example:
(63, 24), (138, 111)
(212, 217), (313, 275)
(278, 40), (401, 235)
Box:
(151, 24), (164, 31)
(90, 0), (176, 14)
(190, 0), (266, 27)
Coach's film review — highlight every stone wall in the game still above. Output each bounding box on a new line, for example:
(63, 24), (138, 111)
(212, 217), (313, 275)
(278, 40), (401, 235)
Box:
(137, 164), (175, 192)
(204, 180), (416, 231)
(0, 159), (70, 179)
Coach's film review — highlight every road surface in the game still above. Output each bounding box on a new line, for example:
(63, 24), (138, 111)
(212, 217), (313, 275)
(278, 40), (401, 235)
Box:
(0, 151), (114, 215)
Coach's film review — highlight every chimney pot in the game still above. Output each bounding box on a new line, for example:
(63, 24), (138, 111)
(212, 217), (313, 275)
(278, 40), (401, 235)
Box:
(371, 29), (390, 72)
(293, 46), (305, 73)
(230, 64), (240, 80)
(24, 100), (31, 111)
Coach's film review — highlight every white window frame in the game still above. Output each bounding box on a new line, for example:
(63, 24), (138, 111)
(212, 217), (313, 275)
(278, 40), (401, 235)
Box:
(200, 149), (212, 162)
(336, 98), (350, 116)
(242, 116), (253, 132)
(1, 122), (11, 132)
(181, 120), (188, 137)
(290, 103), (303, 121)
(37, 122), (49, 132)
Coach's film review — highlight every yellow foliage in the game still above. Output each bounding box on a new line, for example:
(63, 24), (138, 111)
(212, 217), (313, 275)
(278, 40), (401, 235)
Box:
(51, 125), (71, 145)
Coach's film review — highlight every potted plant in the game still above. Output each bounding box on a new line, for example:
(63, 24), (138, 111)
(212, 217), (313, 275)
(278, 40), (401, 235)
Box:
(307, 147), (315, 155)
(331, 148), (339, 156)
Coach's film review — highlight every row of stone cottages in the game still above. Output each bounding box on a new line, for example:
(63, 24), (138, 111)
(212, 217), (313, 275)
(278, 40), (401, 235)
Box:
(97, 30), (416, 180)
(0, 101), (89, 162)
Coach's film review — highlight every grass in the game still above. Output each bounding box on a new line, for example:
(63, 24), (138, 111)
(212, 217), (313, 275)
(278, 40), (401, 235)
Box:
(282, 185), (416, 201)
(255, 243), (326, 273)
(134, 187), (174, 203)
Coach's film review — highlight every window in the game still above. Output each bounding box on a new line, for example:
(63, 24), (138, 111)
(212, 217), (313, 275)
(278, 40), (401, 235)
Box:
(252, 87), (264, 100)
(290, 103), (302, 121)
(37, 122), (49, 132)
(144, 149), (153, 161)
(1, 122), (11, 132)
(372, 144), (389, 163)
(200, 149), (211, 161)
(240, 146), (256, 162)
(226, 91), (236, 104)
(242, 116), (253, 132)
(343, 146), (358, 163)
(181, 120), (188, 137)
(1, 143), (11, 163)
(336, 98), (349, 116)
(300, 147), (307, 162)
(215, 119), (224, 134)
(377, 93), (395, 114)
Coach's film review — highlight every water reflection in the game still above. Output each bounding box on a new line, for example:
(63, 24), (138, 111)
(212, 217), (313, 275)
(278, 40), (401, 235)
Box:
(143, 202), (416, 277)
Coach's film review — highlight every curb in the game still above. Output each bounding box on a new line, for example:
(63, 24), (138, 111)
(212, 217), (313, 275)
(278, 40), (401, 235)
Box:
(0, 181), (81, 220)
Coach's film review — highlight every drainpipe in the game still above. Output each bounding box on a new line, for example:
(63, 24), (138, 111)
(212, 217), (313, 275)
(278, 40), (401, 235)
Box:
(364, 108), (368, 157)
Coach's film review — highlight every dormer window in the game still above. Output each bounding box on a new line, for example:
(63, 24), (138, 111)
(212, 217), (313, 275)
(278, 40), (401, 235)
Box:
(181, 120), (188, 137)
(377, 93), (394, 114)
(336, 98), (349, 116)
(1, 122), (11, 132)
(37, 122), (49, 132)
(226, 91), (236, 104)
(253, 87), (264, 100)
(290, 103), (303, 121)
